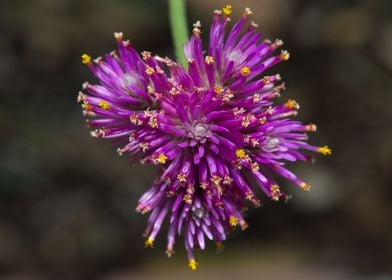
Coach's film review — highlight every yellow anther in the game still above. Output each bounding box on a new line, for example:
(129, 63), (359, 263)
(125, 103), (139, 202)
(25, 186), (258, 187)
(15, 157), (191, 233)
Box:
(166, 248), (174, 258)
(214, 85), (223, 94)
(81, 54), (91, 64)
(251, 162), (259, 172)
(305, 123), (317, 132)
(144, 237), (154, 248)
(141, 51), (151, 60)
(252, 93), (261, 103)
(280, 50), (290, 61)
(98, 100), (110, 110)
(222, 91), (234, 102)
(77, 91), (86, 103)
(222, 5), (232, 17)
(236, 149), (246, 159)
(223, 176), (233, 185)
(81, 101), (92, 111)
(130, 113), (141, 125)
(240, 220), (249, 231)
(263, 76), (271, 84)
(240, 66), (251, 76)
(245, 192), (253, 200)
(177, 172), (187, 183)
(241, 114), (255, 128)
(183, 193), (192, 204)
(169, 87), (180, 95)
(211, 175), (222, 186)
(300, 182), (311, 191)
(140, 143), (149, 153)
(284, 99), (299, 109)
(148, 116), (158, 128)
(273, 39), (284, 48)
(157, 153), (167, 164)
(147, 85), (155, 94)
(319, 145), (332, 156)
(229, 215), (238, 227)
(244, 7), (253, 17)
(193, 27), (201, 37)
(188, 258), (198, 271)
(145, 66), (155, 75)
(259, 116), (267, 124)
(205, 56), (214, 65)
(114, 32), (123, 40)
(270, 184), (281, 201)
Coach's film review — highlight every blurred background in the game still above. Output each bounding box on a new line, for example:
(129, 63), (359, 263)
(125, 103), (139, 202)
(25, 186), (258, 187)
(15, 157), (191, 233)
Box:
(0, 0), (391, 279)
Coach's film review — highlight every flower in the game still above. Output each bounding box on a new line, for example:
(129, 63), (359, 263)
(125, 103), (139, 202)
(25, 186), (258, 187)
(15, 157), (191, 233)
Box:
(78, 6), (331, 270)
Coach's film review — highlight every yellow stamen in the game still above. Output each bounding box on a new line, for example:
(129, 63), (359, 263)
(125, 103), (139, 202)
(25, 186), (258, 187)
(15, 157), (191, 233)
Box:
(319, 145), (332, 156)
(183, 193), (192, 204)
(169, 87), (180, 95)
(145, 66), (155, 75)
(166, 248), (174, 258)
(240, 220), (249, 231)
(244, 7), (253, 17)
(205, 56), (214, 65)
(147, 85), (155, 94)
(148, 116), (158, 128)
(263, 76), (271, 84)
(245, 192), (253, 200)
(189, 258), (198, 271)
(214, 85), (223, 94)
(251, 162), (259, 172)
(144, 237), (154, 248)
(229, 215), (238, 227)
(223, 176), (233, 185)
(280, 50), (290, 61)
(270, 184), (281, 201)
(81, 54), (91, 64)
(236, 149), (246, 159)
(305, 123), (317, 132)
(177, 172), (187, 183)
(240, 66), (251, 76)
(284, 99), (299, 109)
(300, 182), (311, 191)
(141, 51), (151, 60)
(211, 175), (222, 186)
(114, 32), (123, 40)
(222, 5), (232, 17)
(81, 101), (92, 111)
(157, 153), (167, 164)
(98, 100), (110, 110)
(130, 113), (141, 125)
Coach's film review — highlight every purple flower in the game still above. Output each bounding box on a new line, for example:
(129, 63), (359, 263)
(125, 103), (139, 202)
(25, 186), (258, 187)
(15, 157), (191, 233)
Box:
(78, 5), (331, 270)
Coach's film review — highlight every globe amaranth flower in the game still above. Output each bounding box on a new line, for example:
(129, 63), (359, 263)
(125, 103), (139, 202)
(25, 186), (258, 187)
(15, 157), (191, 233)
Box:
(78, 5), (331, 270)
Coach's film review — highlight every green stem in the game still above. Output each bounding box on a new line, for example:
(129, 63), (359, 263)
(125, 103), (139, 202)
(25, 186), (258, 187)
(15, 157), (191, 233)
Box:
(169, 0), (189, 67)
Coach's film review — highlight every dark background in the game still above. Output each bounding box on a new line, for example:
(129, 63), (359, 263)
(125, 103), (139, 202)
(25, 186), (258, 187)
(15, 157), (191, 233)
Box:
(0, 0), (391, 279)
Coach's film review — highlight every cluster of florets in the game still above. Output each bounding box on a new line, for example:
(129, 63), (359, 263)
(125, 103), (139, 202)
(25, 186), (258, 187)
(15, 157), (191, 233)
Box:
(78, 5), (331, 270)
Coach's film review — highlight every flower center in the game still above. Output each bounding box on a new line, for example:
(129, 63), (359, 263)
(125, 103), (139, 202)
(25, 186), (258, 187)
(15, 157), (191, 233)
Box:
(192, 123), (208, 140)
(193, 206), (205, 219)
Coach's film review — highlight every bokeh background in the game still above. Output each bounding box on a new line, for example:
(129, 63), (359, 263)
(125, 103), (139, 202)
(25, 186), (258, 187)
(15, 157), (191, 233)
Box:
(0, 0), (391, 279)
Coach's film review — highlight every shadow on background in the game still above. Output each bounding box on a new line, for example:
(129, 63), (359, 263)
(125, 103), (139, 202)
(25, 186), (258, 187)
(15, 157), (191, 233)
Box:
(0, 0), (391, 279)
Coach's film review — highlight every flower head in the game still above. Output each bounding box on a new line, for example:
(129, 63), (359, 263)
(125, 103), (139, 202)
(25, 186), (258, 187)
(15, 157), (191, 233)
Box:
(78, 6), (330, 269)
